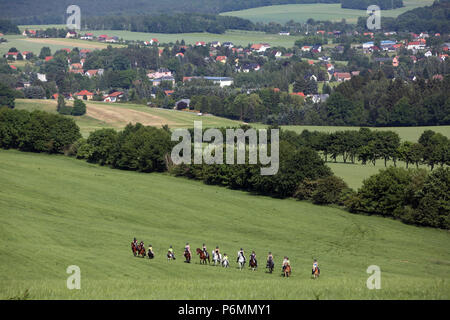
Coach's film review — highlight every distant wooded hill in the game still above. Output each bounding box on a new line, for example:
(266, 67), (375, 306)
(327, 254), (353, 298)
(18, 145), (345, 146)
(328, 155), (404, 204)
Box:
(2, 1), (338, 24)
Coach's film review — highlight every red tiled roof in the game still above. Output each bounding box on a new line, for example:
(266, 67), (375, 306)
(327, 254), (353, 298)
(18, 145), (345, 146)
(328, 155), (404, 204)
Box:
(45, 56), (53, 61)
(108, 91), (124, 97)
(76, 90), (93, 96)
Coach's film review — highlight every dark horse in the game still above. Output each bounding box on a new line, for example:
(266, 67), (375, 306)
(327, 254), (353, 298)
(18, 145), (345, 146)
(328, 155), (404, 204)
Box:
(196, 248), (210, 265)
(266, 258), (274, 273)
(148, 249), (154, 259)
(137, 244), (146, 258)
(131, 242), (137, 256)
(184, 249), (191, 263)
(249, 256), (257, 271)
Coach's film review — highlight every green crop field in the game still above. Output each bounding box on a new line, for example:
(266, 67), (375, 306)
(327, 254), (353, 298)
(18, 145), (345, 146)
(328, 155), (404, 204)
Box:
(0, 149), (449, 299)
(0, 35), (124, 56)
(11, 28), (303, 48)
(221, 0), (435, 24)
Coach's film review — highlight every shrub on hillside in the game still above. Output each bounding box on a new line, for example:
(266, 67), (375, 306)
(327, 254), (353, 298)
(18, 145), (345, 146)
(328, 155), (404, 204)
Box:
(0, 108), (81, 154)
(347, 167), (449, 229)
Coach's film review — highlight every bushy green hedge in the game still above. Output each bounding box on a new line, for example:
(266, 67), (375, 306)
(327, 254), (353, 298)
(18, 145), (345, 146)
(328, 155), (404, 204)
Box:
(76, 123), (173, 173)
(0, 108), (81, 153)
(347, 167), (450, 229)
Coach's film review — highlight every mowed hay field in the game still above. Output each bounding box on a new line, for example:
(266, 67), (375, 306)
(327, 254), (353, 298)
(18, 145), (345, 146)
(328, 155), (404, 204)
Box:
(0, 149), (449, 299)
(14, 99), (243, 137)
(221, 0), (435, 24)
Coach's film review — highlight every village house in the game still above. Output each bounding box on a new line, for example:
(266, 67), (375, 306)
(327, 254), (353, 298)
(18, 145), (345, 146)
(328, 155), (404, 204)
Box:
(251, 43), (271, 53)
(80, 33), (94, 40)
(279, 31), (290, 36)
(85, 69), (104, 78)
(309, 94), (329, 104)
(210, 41), (221, 48)
(195, 41), (206, 47)
(151, 76), (176, 87)
(216, 56), (227, 63)
(334, 72), (351, 82)
(147, 68), (172, 79)
(22, 29), (36, 37)
(5, 52), (19, 60)
(103, 91), (124, 103)
(37, 73), (47, 82)
(241, 63), (260, 72)
(75, 90), (94, 100)
(66, 30), (77, 38)
(223, 42), (234, 48)
(407, 40), (426, 51)
(175, 99), (191, 110)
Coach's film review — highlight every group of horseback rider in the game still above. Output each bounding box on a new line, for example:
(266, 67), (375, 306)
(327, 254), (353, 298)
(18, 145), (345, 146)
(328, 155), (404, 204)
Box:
(132, 238), (320, 277)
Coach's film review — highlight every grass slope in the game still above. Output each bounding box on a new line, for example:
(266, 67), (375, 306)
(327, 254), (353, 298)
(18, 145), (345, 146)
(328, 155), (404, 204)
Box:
(14, 99), (243, 137)
(221, 0), (435, 24)
(0, 35), (124, 56)
(0, 149), (449, 299)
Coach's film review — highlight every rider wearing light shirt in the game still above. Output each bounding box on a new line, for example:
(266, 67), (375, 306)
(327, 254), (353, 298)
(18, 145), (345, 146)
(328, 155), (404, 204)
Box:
(237, 248), (246, 263)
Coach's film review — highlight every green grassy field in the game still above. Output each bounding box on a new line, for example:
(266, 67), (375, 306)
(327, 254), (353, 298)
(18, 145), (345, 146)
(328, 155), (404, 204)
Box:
(0, 35), (124, 56)
(221, 0), (435, 24)
(9, 28), (303, 49)
(0, 149), (449, 299)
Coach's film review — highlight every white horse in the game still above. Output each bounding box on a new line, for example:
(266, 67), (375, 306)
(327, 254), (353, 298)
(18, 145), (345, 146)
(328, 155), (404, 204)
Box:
(212, 250), (222, 266)
(237, 253), (246, 270)
(222, 259), (229, 268)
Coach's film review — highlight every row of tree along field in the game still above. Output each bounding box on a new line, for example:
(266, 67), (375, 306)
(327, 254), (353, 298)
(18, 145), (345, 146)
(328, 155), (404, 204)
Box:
(285, 128), (450, 169)
(0, 107), (448, 229)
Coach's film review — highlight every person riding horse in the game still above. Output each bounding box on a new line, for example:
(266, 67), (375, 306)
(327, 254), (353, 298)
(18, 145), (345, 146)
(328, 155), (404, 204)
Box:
(184, 243), (191, 263)
(147, 245), (154, 259)
(312, 259), (320, 278)
(222, 253), (229, 268)
(266, 252), (274, 273)
(167, 245), (176, 260)
(282, 256), (291, 276)
(202, 243), (209, 259)
(249, 251), (258, 268)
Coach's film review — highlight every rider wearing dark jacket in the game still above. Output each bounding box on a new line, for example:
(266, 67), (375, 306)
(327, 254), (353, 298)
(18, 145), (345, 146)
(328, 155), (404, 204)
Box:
(249, 251), (257, 267)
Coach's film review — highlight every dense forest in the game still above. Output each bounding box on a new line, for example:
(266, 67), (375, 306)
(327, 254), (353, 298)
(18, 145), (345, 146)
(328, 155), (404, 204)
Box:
(381, 0), (450, 34)
(82, 14), (255, 34)
(1, 0), (412, 25)
(0, 0), (339, 24)
(0, 19), (20, 34)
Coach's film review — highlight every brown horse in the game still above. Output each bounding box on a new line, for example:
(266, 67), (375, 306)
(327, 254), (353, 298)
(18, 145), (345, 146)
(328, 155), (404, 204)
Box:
(196, 248), (210, 265)
(184, 250), (191, 263)
(131, 242), (137, 256)
(283, 265), (292, 277)
(312, 267), (320, 279)
(137, 244), (146, 258)
(249, 256), (257, 271)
